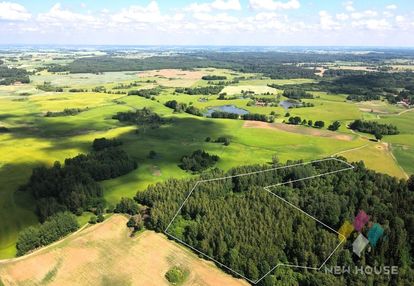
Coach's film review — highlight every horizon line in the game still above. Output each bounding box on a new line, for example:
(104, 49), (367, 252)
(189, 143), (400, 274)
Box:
(1, 44), (414, 49)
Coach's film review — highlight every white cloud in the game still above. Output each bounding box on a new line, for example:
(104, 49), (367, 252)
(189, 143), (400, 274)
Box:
(249, 0), (300, 11)
(395, 15), (405, 22)
(211, 0), (241, 10)
(185, 3), (211, 13)
(351, 10), (378, 20)
(37, 3), (98, 26)
(394, 15), (411, 30)
(254, 12), (279, 21)
(386, 4), (397, 10)
(352, 19), (391, 31)
(185, 0), (241, 13)
(193, 12), (238, 22)
(0, 1), (31, 21)
(111, 1), (164, 23)
(1, 0), (413, 45)
(336, 13), (349, 21)
(344, 1), (355, 12)
(319, 10), (340, 30)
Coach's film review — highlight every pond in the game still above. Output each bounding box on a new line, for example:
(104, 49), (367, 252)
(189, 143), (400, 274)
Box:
(205, 105), (250, 116)
(279, 100), (301, 110)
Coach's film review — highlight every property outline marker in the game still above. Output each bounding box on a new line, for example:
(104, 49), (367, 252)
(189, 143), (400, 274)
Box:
(164, 157), (352, 284)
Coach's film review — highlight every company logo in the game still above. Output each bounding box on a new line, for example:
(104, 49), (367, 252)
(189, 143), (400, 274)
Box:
(324, 211), (397, 276)
(338, 210), (384, 257)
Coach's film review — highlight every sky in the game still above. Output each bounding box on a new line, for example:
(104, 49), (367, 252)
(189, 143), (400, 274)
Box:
(0, 0), (413, 46)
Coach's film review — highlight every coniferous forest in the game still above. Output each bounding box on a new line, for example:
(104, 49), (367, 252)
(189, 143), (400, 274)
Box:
(135, 158), (414, 285)
(20, 141), (137, 221)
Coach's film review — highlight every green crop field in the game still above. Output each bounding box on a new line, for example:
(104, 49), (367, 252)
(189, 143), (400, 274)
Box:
(0, 59), (413, 259)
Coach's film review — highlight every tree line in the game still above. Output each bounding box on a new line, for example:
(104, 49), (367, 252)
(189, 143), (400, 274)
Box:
(165, 100), (203, 116)
(202, 75), (227, 80)
(175, 85), (224, 95)
(128, 87), (162, 99)
(16, 212), (79, 256)
(349, 119), (399, 135)
(45, 108), (85, 117)
(210, 111), (272, 123)
(287, 116), (325, 128)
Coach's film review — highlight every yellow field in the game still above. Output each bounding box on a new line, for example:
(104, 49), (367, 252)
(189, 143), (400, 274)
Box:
(0, 215), (248, 286)
(335, 143), (408, 179)
(221, 85), (278, 95)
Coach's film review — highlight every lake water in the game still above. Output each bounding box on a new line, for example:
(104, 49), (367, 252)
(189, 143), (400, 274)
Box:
(205, 105), (250, 116)
(279, 100), (301, 110)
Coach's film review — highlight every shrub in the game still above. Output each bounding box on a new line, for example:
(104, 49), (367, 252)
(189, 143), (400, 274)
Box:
(114, 197), (140, 215)
(97, 214), (105, 223)
(179, 150), (219, 172)
(314, 120), (325, 128)
(89, 216), (97, 224)
(165, 266), (188, 285)
(328, 121), (341, 131)
(92, 137), (123, 151)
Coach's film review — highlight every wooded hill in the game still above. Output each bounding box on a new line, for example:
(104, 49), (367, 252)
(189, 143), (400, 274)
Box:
(135, 158), (414, 285)
(20, 140), (137, 221)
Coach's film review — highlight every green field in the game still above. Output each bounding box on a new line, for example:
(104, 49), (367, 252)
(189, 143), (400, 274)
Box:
(378, 111), (414, 175)
(0, 62), (412, 258)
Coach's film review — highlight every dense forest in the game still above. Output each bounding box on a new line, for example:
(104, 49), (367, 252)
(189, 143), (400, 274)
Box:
(46, 50), (414, 75)
(135, 159), (414, 285)
(44, 51), (414, 89)
(265, 71), (414, 105)
(46, 53), (316, 79)
(349, 120), (399, 135)
(20, 141), (137, 221)
(0, 64), (30, 85)
(321, 72), (414, 103)
(268, 87), (314, 100)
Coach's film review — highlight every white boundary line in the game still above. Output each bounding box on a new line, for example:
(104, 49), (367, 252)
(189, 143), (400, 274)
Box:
(164, 158), (352, 284)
